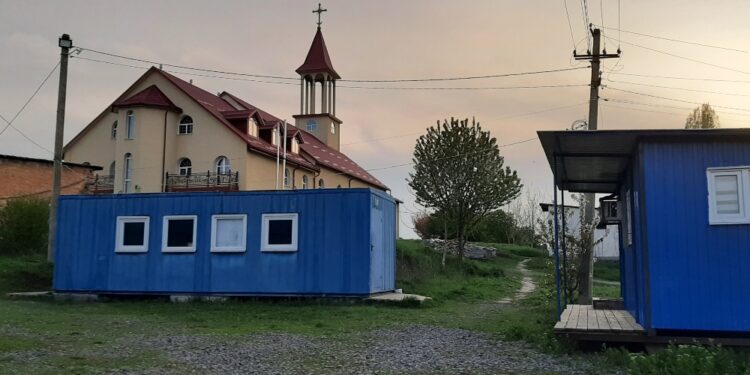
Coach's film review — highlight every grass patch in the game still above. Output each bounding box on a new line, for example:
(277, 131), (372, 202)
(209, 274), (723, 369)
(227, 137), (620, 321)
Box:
(0, 255), (52, 294)
(593, 281), (620, 299)
(604, 345), (750, 375)
(594, 259), (620, 282)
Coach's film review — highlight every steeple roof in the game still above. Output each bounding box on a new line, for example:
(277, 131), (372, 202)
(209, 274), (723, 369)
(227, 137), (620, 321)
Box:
(296, 27), (340, 79)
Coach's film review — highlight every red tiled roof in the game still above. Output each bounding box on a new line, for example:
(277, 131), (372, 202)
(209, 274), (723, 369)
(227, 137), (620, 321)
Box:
(296, 27), (340, 79)
(112, 85), (181, 112)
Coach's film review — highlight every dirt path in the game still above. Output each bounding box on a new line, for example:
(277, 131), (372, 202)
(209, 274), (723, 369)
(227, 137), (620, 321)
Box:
(498, 258), (537, 304)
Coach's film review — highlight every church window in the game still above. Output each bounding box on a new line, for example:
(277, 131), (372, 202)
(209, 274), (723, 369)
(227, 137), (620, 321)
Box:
(215, 156), (231, 174)
(178, 158), (192, 175)
(125, 111), (136, 139)
(178, 116), (194, 135)
(307, 120), (317, 132)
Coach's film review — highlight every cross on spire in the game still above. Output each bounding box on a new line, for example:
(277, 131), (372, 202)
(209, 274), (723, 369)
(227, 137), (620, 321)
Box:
(313, 3), (327, 27)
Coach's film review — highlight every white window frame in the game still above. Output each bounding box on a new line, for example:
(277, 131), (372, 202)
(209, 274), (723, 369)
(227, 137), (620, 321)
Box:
(112, 121), (118, 140)
(210, 214), (247, 253)
(178, 116), (194, 135)
(215, 156), (231, 174)
(707, 167), (750, 225)
(178, 158), (192, 176)
(126, 111), (135, 139)
(261, 213), (299, 252)
(302, 175), (308, 189)
(162, 215), (198, 253)
(306, 120), (317, 132)
(284, 168), (291, 188)
(330, 123), (336, 134)
(123, 153), (133, 193)
(115, 216), (150, 253)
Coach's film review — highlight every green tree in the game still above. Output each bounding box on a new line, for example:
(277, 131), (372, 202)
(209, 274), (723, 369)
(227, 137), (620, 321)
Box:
(408, 117), (522, 260)
(685, 103), (720, 129)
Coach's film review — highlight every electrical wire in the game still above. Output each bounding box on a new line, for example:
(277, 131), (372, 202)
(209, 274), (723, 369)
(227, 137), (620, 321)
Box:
(0, 61), (60, 138)
(606, 86), (750, 113)
(604, 70), (750, 84)
(596, 25), (747, 53)
(77, 46), (589, 84)
(606, 79), (750, 98)
(605, 36), (750, 76)
(562, 0), (578, 51)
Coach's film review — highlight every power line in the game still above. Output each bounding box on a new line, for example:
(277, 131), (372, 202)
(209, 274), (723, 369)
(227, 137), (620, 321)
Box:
(562, 0), (578, 51)
(606, 36), (750, 76)
(606, 86), (750, 113)
(602, 97), (750, 120)
(73, 55), (588, 91)
(580, 0), (591, 49)
(78, 46), (589, 84)
(596, 25), (747, 53)
(0, 61), (60, 138)
(607, 79), (750, 98)
(605, 70), (750, 84)
(342, 102), (587, 147)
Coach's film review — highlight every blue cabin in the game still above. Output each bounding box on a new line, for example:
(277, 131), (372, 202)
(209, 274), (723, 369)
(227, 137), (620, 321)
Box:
(540, 129), (750, 335)
(53, 188), (397, 297)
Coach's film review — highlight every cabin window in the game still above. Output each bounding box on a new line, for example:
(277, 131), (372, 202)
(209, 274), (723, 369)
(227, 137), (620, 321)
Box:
(178, 116), (194, 135)
(707, 168), (750, 224)
(215, 156), (231, 174)
(125, 111), (135, 139)
(261, 213), (298, 252)
(162, 215), (197, 252)
(211, 214), (247, 252)
(123, 153), (133, 193)
(115, 216), (149, 253)
(302, 175), (309, 189)
(178, 158), (192, 175)
(111, 121), (118, 140)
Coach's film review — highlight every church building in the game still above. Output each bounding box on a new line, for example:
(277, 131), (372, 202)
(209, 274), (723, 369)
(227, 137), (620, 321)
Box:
(64, 23), (387, 195)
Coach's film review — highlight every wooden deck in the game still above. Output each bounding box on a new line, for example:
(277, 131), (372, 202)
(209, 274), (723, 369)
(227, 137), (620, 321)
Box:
(554, 304), (645, 334)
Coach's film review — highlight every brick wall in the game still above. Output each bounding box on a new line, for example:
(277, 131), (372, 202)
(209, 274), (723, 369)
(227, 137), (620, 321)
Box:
(0, 157), (99, 204)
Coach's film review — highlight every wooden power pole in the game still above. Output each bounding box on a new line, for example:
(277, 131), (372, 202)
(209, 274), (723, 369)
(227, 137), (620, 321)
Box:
(48, 34), (72, 263)
(573, 27), (619, 304)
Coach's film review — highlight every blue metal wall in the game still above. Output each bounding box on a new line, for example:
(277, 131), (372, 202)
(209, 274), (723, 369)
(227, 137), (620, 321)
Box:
(642, 141), (750, 332)
(53, 188), (397, 296)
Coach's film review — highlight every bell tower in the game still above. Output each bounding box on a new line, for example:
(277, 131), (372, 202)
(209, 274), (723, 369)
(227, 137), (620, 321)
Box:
(293, 3), (342, 151)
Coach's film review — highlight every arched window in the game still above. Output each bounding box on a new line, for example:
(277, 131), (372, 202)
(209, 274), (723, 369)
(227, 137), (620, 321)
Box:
(178, 158), (192, 176)
(284, 168), (291, 188)
(123, 153), (133, 193)
(330, 123), (336, 135)
(178, 116), (194, 135)
(109, 161), (115, 177)
(302, 175), (308, 189)
(111, 121), (118, 140)
(125, 111), (136, 139)
(318, 179), (325, 189)
(215, 156), (231, 174)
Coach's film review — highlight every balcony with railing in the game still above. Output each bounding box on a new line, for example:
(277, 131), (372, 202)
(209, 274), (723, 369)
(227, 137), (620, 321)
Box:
(165, 171), (239, 192)
(86, 174), (115, 194)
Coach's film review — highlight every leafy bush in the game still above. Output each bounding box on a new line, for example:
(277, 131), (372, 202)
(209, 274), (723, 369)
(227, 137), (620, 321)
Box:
(0, 198), (49, 257)
(412, 210), (539, 247)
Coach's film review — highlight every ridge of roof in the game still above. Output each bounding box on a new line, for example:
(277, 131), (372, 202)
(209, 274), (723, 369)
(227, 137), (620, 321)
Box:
(296, 27), (340, 79)
(112, 84), (182, 112)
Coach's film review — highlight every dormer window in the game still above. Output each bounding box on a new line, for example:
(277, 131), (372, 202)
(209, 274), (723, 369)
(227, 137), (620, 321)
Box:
(178, 116), (194, 135)
(291, 138), (300, 154)
(272, 127), (279, 146)
(248, 118), (258, 137)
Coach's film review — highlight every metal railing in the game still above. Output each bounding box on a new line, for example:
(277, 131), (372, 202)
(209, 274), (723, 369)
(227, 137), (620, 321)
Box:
(165, 171), (239, 192)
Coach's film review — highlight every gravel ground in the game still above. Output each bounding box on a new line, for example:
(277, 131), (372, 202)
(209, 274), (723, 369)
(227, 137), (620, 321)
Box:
(118, 325), (594, 375)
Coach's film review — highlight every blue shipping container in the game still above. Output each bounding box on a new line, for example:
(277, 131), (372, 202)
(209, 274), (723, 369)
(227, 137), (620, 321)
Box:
(54, 188), (397, 296)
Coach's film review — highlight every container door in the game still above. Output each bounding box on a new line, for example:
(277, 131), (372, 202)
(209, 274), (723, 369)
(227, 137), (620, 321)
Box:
(371, 196), (385, 292)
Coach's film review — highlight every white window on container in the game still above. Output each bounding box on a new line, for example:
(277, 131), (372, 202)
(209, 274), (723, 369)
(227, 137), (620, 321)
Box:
(126, 110), (136, 139)
(708, 168), (750, 224)
(211, 214), (247, 252)
(178, 115), (194, 135)
(115, 216), (149, 253)
(123, 153), (133, 193)
(261, 213), (298, 252)
(162, 215), (197, 252)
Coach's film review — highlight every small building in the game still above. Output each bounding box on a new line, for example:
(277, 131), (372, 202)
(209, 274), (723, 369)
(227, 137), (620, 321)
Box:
(53, 188), (396, 297)
(540, 202), (619, 260)
(0, 154), (101, 205)
(540, 129), (750, 341)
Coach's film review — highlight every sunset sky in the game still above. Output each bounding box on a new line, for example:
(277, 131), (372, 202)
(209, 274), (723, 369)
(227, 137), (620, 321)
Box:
(2, 0), (750, 237)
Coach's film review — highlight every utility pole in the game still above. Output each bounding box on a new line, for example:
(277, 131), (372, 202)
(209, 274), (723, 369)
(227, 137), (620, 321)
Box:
(573, 27), (619, 304)
(48, 34), (72, 263)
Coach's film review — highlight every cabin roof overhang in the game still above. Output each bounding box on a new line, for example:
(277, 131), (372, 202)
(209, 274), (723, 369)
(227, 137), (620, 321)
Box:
(538, 128), (750, 193)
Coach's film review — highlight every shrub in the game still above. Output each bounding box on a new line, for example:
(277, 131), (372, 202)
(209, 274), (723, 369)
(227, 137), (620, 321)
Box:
(605, 345), (750, 375)
(0, 198), (49, 257)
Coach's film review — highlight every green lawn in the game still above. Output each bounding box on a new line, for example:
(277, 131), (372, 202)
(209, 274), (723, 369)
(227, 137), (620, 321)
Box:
(593, 259), (620, 283)
(0, 239), (541, 373)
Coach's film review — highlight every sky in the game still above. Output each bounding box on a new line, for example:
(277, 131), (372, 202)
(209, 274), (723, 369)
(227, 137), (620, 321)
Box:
(2, 0), (750, 238)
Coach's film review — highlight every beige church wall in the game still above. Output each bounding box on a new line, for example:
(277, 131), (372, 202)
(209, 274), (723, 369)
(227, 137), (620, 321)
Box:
(243, 153), (282, 190)
(64, 111), (118, 173)
(316, 167), (377, 190)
